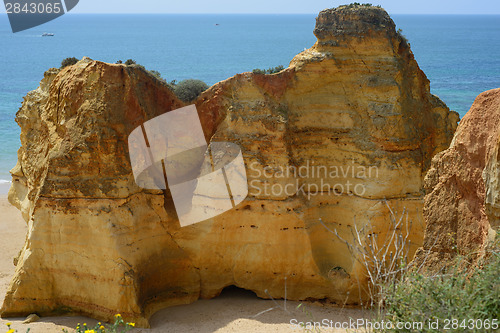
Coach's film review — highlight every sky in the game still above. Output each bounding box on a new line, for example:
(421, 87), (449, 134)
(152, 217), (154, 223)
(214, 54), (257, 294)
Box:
(1, 0), (499, 14)
(66, 0), (500, 14)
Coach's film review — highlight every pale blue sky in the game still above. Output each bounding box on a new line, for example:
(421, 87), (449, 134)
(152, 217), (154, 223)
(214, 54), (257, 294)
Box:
(68, 0), (500, 14)
(1, 0), (499, 14)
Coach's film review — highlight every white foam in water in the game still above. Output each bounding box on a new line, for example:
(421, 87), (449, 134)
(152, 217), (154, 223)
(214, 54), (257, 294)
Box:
(0, 180), (11, 196)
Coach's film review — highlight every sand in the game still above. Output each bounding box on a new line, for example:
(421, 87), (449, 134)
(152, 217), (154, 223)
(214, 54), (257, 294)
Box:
(0, 196), (371, 332)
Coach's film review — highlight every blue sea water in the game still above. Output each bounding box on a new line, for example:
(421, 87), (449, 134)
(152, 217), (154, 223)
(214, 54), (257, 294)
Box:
(0, 14), (499, 182)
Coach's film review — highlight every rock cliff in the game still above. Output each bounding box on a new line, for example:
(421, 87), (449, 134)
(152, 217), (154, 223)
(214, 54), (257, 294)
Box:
(413, 88), (500, 272)
(2, 5), (458, 326)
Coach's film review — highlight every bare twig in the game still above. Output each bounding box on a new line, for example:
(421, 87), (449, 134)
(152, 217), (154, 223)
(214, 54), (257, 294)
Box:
(320, 199), (433, 309)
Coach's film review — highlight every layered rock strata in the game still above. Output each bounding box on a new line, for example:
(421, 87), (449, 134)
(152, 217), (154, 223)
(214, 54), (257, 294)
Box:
(2, 5), (458, 326)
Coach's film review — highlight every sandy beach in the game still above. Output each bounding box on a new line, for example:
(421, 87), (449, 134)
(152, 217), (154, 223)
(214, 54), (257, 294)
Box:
(0, 195), (370, 332)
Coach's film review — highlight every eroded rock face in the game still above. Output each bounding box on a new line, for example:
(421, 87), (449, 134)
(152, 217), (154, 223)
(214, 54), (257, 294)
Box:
(413, 88), (500, 272)
(3, 60), (202, 327)
(2, 5), (458, 326)
(191, 5), (457, 303)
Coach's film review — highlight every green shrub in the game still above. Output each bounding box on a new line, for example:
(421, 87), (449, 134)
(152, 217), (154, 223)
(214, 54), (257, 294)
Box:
(147, 70), (172, 86)
(346, 2), (362, 8)
(325, 205), (499, 333)
(114, 60), (175, 90)
(173, 79), (209, 103)
(149, 70), (162, 79)
(397, 28), (408, 44)
(166, 79), (177, 91)
(268, 65), (284, 74)
(344, 3), (382, 8)
(378, 245), (500, 332)
(120, 60), (146, 72)
(60, 57), (79, 68)
(114, 60), (205, 100)
(252, 65), (284, 74)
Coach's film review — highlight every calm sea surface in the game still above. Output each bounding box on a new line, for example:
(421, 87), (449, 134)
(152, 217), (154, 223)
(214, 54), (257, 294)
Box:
(0, 14), (499, 181)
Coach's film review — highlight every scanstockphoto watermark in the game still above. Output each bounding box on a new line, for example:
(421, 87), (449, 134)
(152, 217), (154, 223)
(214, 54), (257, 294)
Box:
(290, 318), (500, 331)
(249, 160), (379, 199)
(290, 318), (423, 331)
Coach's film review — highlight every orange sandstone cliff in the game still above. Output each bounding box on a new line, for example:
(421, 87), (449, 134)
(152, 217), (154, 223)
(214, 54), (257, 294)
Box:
(1, 5), (458, 326)
(413, 88), (500, 272)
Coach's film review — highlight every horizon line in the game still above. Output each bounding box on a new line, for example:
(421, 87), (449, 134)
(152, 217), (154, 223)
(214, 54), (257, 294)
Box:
(1, 12), (500, 15)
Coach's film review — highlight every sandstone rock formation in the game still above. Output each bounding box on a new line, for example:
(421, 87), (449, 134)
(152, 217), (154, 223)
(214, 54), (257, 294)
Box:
(4, 60), (197, 327)
(413, 88), (500, 272)
(2, 5), (458, 326)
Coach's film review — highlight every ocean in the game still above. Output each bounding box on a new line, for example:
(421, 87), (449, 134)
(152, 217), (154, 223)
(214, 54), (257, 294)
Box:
(0, 14), (499, 183)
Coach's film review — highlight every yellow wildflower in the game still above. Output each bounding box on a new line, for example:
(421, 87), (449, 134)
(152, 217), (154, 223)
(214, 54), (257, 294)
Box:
(84, 330), (95, 333)
(128, 323), (135, 327)
(115, 314), (121, 318)
(7, 329), (15, 333)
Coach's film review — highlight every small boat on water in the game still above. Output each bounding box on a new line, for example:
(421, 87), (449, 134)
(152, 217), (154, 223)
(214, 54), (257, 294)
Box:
(42, 32), (54, 37)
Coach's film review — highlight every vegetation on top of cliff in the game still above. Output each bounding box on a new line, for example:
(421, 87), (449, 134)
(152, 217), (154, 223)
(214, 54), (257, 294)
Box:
(115, 59), (138, 66)
(113, 59), (208, 102)
(60, 57), (79, 69)
(117, 59), (161, 80)
(252, 65), (285, 74)
(342, 2), (382, 8)
(172, 79), (209, 103)
(116, 59), (208, 101)
(397, 28), (408, 44)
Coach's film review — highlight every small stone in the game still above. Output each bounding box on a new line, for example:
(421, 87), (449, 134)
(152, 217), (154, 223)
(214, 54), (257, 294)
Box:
(23, 314), (40, 324)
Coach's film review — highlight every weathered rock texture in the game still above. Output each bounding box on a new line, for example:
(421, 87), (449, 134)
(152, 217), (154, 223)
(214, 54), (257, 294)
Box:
(2, 5), (458, 326)
(4, 61), (198, 327)
(413, 88), (500, 272)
